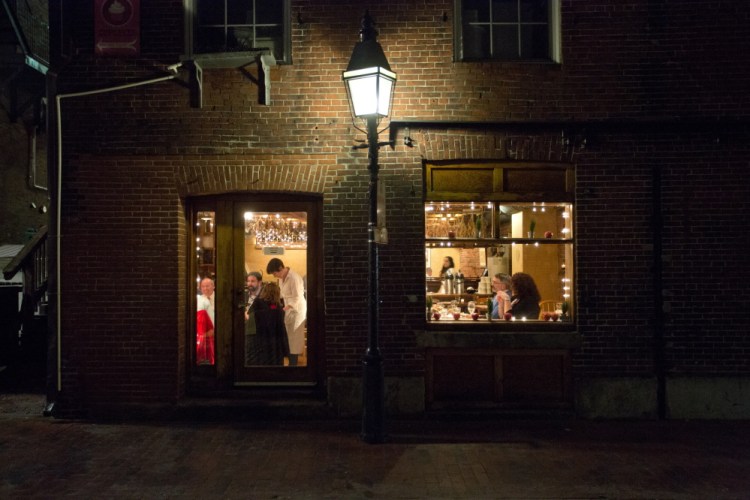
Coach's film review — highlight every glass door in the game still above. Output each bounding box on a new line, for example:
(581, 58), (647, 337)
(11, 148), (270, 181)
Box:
(232, 199), (320, 385)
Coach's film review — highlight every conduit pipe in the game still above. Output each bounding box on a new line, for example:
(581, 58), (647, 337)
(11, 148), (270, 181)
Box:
(53, 64), (183, 391)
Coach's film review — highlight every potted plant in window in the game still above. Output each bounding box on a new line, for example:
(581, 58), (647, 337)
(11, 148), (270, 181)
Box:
(561, 301), (570, 321)
(474, 214), (482, 238)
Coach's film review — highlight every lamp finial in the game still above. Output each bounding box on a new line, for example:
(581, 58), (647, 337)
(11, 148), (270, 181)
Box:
(359, 11), (378, 42)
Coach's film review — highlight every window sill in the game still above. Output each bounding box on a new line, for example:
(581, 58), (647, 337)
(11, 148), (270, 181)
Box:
(416, 323), (580, 350)
(455, 59), (562, 66)
(183, 51), (275, 69)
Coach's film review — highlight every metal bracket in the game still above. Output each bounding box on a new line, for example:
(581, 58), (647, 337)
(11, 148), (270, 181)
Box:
(259, 54), (276, 105)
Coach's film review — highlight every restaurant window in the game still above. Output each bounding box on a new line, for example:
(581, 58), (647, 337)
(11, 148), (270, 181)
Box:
(425, 161), (574, 324)
(455, 0), (561, 62)
(185, 0), (291, 66)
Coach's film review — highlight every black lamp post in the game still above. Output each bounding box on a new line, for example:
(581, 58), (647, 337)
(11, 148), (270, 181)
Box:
(342, 11), (397, 444)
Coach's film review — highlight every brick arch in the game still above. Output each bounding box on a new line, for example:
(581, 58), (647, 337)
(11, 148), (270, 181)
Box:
(406, 129), (577, 163)
(175, 155), (341, 197)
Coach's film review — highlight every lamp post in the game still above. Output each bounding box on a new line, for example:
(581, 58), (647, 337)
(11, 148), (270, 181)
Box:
(342, 11), (396, 444)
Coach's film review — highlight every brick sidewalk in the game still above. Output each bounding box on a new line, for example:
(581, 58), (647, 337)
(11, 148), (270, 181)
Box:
(2, 392), (750, 499)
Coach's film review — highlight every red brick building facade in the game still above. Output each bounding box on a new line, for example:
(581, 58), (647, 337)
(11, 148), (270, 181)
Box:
(44, 1), (750, 419)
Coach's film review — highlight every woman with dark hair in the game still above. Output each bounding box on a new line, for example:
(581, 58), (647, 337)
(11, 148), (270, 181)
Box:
(508, 272), (541, 320)
(439, 256), (455, 277)
(438, 255), (456, 294)
(245, 282), (289, 366)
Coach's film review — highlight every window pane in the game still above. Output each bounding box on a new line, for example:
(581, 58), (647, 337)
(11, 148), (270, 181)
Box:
(520, 0), (548, 22)
(463, 24), (490, 59)
(197, 1), (225, 26)
(257, 0), (283, 24)
(227, 0), (252, 24)
(463, 0), (490, 22)
(520, 24), (549, 59)
(195, 27), (227, 53)
(256, 26), (283, 59)
(492, 0), (518, 23)
(243, 211), (308, 367)
(196, 211), (216, 366)
(492, 25), (519, 59)
(425, 202), (493, 239)
(229, 27), (254, 50)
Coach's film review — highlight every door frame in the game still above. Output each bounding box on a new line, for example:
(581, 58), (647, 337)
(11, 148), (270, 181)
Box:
(187, 193), (325, 392)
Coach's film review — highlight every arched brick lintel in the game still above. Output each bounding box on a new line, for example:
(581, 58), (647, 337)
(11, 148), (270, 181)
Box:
(175, 155), (341, 197)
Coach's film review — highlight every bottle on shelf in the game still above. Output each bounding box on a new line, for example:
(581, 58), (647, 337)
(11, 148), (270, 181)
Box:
(455, 270), (464, 294)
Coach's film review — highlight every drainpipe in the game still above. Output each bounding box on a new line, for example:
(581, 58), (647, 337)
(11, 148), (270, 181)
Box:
(52, 65), (184, 396)
(653, 164), (666, 419)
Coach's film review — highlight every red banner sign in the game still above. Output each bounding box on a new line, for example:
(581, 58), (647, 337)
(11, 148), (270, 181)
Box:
(94, 0), (140, 57)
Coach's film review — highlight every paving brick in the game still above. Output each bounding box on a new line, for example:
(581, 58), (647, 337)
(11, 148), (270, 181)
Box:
(1, 393), (750, 499)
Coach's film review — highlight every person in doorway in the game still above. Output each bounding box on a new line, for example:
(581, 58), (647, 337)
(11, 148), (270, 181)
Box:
(196, 277), (216, 365)
(266, 258), (307, 367)
(490, 273), (512, 319)
(198, 277), (216, 323)
(245, 282), (289, 366)
(244, 271), (263, 321)
(508, 272), (541, 320)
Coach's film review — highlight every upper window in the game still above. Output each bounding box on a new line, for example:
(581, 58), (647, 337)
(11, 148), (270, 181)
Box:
(186, 0), (291, 66)
(455, 0), (561, 62)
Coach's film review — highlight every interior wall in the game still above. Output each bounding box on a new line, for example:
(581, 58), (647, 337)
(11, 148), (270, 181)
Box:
(244, 236), (308, 284)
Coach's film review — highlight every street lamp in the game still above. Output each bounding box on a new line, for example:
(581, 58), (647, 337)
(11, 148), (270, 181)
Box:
(342, 11), (396, 444)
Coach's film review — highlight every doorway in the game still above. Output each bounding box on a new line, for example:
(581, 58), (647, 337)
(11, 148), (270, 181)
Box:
(190, 194), (323, 389)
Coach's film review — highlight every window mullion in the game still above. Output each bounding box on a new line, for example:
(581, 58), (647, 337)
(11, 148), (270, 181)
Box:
(252, 0), (256, 48)
(516, 0), (522, 58)
(488, 0), (494, 58)
(224, 0), (229, 49)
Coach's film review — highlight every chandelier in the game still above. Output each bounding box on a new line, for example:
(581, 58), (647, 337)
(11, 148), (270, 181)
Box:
(244, 213), (307, 249)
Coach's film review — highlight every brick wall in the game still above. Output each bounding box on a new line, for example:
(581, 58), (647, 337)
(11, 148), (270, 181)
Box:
(54, 0), (750, 410)
(0, 108), (48, 245)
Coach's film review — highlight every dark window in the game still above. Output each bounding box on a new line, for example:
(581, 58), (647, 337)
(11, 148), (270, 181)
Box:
(456, 0), (559, 62)
(189, 0), (290, 64)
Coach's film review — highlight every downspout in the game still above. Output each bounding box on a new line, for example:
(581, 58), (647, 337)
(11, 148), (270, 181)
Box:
(53, 65), (183, 392)
(653, 164), (666, 419)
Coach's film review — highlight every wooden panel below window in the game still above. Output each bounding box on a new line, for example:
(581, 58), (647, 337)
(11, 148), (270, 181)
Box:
(426, 348), (571, 409)
(503, 354), (565, 402)
(432, 354), (495, 401)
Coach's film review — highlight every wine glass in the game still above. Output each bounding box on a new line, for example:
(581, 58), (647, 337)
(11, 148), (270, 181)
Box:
(467, 301), (476, 315)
